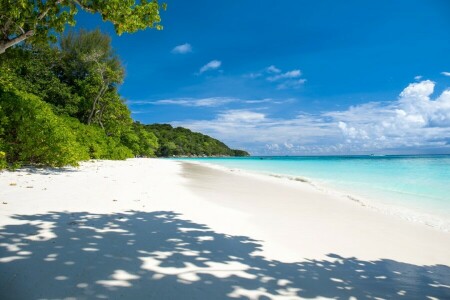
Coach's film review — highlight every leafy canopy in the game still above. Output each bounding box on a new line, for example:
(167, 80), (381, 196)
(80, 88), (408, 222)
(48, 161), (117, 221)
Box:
(0, 0), (166, 53)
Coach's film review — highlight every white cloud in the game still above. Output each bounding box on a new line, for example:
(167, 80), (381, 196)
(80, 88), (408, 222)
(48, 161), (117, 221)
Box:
(399, 80), (434, 100)
(173, 80), (450, 155)
(171, 43), (192, 54)
(328, 80), (450, 149)
(441, 72), (450, 77)
(217, 110), (266, 123)
(243, 98), (274, 104)
(261, 66), (306, 89)
(266, 143), (280, 151)
(277, 78), (307, 90)
(244, 72), (263, 79)
(173, 111), (339, 155)
(129, 97), (287, 107)
(199, 60), (222, 73)
(266, 65), (281, 73)
(267, 70), (302, 82)
(414, 75), (423, 81)
(132, 97), (236, 107)
(244, 66), (306, 90)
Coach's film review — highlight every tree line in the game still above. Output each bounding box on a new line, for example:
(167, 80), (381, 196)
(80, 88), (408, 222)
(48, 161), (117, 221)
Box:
(0, 30), (248, 169)
(147, 124), (249, 157)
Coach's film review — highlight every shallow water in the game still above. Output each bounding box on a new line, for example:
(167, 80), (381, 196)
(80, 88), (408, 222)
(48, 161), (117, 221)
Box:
(176, 155), (450, 229)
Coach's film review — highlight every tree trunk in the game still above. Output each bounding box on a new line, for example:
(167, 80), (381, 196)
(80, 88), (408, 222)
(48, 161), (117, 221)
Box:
(87, 85), (107, 125)
(97, 101), (108, 130)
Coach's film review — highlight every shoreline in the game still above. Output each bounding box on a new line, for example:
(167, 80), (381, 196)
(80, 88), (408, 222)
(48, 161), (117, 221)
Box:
(176, 159), (450, 233)
(178, 161), (450, 265)
(0, 158), (449, 299)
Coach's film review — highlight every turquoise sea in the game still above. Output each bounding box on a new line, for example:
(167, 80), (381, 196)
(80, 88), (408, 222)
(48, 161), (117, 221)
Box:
(177, 155), (450, 230)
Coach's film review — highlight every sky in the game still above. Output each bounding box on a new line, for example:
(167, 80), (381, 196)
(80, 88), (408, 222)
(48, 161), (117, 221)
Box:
(74, 0), (450, 155)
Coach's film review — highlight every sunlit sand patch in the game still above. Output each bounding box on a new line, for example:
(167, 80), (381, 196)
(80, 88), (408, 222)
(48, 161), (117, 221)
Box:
(0, 242), (23, 252)
(24, 221), (56, 241)
(96, 270), (140, 287)
(140, 256), (256, 282)
(228, 286), (302, 300)
(0, 256), (27, 263)
(178, 227), (209, 233)
(77, 225), (128, 233)
(196, 236), (214, 241)
(82, 247), (99, 252)
(55, 275), (68, 281)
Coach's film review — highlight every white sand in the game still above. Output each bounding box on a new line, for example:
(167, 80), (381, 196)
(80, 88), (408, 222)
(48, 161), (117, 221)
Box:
(0, 158), (449, 299)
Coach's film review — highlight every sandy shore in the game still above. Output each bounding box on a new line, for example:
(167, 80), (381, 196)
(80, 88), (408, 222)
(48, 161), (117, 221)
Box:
(0, 158), (449, 299)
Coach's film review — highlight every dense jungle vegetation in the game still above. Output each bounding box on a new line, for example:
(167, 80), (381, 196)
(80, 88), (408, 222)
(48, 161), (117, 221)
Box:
(0, 27), (248, 169)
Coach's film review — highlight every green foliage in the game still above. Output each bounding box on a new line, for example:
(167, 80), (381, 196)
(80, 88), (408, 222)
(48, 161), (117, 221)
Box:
(146, 124), (249, 157)
(62, 116), (132, 160)
(59, 30), (127, 129)
(0, 101), (7, 169)
(0, 0), (166, 54)
(0, 45), (81, 116)
(0, 27), (249, 169)
(231, 149), (251, 157)
(0, 87), (135, 168)
(0, 89), (85, 167)
(0, 151), (6, 169)
(122, 122), (159, 157)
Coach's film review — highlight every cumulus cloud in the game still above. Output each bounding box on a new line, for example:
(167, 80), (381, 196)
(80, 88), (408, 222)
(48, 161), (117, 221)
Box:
(171, 43), (192, 54)
(199, 60), (222, 73)
(328, 80), (450, 149)
(441, 71), (450, 77)
(173, 80), (450, 155)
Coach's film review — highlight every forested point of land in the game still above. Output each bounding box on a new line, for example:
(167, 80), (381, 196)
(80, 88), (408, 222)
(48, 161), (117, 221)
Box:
(0, 30), (248, 170)
(146, 124), (249, 157)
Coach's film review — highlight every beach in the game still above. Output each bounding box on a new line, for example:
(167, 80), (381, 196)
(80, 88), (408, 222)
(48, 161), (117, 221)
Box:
(0, 158), (449, 299)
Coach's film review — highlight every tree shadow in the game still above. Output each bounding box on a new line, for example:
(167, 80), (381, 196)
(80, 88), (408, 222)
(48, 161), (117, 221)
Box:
(18, 166), (80, 175)
(0, 211), (449, 299)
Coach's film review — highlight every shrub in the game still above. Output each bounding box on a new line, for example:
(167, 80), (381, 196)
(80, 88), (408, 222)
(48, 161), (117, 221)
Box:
(0, 151), (6, 169)
(0, 89), (85, 167)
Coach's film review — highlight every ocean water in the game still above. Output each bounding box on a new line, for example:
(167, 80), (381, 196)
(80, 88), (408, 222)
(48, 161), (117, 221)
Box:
(176, 155), (450, 230)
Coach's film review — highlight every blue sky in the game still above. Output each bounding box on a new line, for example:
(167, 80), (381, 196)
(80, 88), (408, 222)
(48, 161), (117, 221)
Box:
(75, 0), (450, 155)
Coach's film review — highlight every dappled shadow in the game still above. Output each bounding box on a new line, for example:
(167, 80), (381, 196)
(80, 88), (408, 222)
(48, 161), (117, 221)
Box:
(0, 211), (449, 299)
(17, 166), (80, 176)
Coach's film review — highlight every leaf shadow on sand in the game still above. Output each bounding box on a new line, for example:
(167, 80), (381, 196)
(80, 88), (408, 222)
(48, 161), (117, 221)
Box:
(0, 211), (449, 299)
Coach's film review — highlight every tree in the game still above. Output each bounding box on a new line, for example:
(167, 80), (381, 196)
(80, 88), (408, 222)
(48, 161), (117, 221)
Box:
(0, 44), (81, 116)
(0, 0), (166, 54)
(59, 30), (124, 127)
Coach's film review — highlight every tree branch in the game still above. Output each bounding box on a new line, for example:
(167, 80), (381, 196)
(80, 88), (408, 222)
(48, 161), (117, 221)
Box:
(0, 30), (34, 54)
(38, 0), (63, 21)
(71, 0), (95, 13)
(0, 0), (63, 53)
